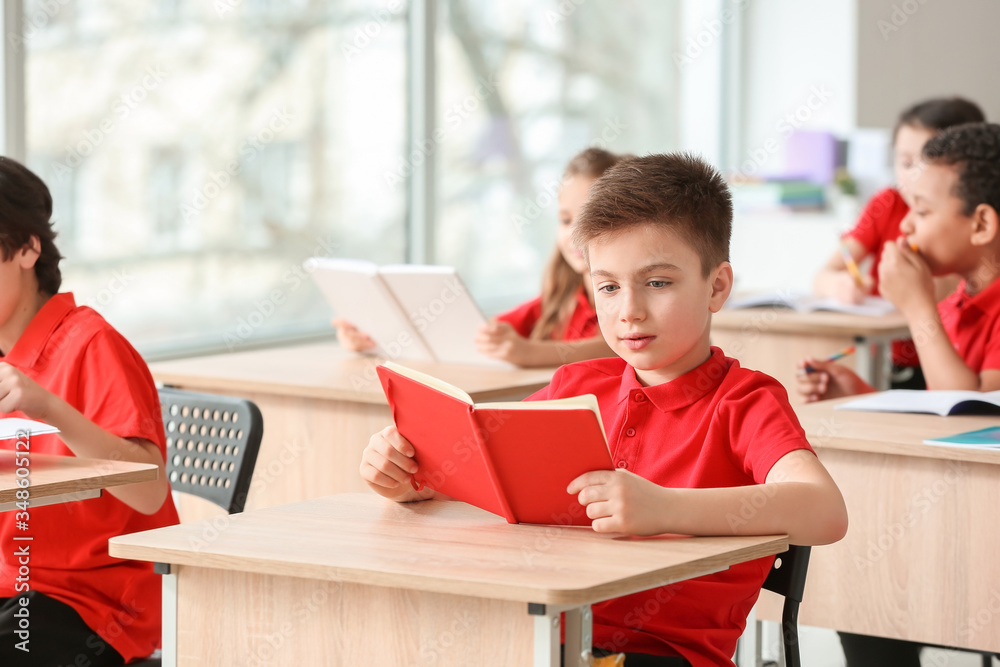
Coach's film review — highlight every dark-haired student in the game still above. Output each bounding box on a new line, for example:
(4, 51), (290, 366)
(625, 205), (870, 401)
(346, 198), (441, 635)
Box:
(800, 122), (1000, 667)
(362, 153), (848, 667)
(814, 96), (984, 389)
(0, 157), (178, 666)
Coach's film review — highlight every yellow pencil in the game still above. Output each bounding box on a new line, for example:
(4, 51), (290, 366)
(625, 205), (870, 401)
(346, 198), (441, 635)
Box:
(798, 345), (856, 375)
(839, 243), (865, 289)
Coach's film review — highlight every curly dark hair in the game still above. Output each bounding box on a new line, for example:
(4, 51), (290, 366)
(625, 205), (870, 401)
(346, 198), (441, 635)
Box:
(573, 153), (732, 277)
(922, 122), (1000, 217)
(0, 157), (62, 295)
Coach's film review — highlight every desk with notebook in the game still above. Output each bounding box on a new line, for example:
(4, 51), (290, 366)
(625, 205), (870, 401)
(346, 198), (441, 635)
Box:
(0, 450), (158, 511)
(109, 492), (788, 667)
(711, 305), (911, 395)
(149, 342), (557, 519)
(753, 397), (1000, 652)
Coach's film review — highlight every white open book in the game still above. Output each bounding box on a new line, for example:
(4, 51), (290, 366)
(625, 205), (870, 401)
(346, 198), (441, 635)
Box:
(308, 258), (510, 367)
(0, 418), (59, 440)
(726, 291), (897, 317)
(835, 390), (1000, 416)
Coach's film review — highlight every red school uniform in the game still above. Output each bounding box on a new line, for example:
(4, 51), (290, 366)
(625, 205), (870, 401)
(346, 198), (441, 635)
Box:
(843, 187), (919, 366)
(0, 293), (179, 662)
(935, 277), (1000, 380)
(526, 347), (814, 667)
(496, 287), (598, 340)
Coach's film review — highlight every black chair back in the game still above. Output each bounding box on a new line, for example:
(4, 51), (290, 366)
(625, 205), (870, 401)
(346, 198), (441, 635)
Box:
(761, 545), (811, 667)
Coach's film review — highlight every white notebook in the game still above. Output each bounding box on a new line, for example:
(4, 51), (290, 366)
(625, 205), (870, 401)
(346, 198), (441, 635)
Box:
(726, 291), (896, 317)
(835, 390), (1000, 416)
(0, 418), (59, 440)
(309, 258), (511, 367)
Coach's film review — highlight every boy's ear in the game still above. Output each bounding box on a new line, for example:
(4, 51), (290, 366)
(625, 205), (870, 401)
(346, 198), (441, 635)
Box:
(708, 261), (734, 313)
(970, 203), (1000, 247)
(16, 236), (41, 270)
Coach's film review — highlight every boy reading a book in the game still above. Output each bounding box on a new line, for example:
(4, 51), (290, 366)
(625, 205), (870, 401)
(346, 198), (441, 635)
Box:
(362, 153), (848, 666)
(0, 157), (178, 666)
(799, 122), (1000, 403)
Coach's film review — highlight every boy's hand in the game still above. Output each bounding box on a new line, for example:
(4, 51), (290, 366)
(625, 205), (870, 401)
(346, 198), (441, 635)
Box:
(568, 469), (671, 535)
(795, 359), (873, 403)
(332, 318), (377, 353)
(830, 271), (874, 305)
(878, 239), (935, 318)
(360, 425), (432, 501)
(0, 363), (55, 420)
(475, 320), (533, 365)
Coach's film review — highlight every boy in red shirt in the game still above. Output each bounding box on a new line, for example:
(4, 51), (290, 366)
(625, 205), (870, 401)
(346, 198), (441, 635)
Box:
(0, 157), (178, 665)
(799, 122), (1000, 402)
(362, 153), (848, 666)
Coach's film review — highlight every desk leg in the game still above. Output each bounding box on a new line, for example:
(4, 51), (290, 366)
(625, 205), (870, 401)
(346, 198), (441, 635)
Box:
(531, 603), (592, 667)
(156, 563), (177, 667)
(854, 337), (892, 391)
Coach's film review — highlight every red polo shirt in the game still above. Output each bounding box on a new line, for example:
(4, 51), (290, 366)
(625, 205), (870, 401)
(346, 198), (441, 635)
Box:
(843, 187), (919, 366)
(496, 287), (598, 340)
(527, 347), (813, 667)
(0, 293), (178, 662)
(936, 278), (1000, 380)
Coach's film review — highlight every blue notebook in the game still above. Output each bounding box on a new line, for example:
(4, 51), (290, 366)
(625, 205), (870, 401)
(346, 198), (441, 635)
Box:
(923, 426), (1000, 449)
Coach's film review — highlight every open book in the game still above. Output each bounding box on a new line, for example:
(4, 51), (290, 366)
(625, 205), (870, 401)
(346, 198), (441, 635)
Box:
(924, 426), (1000, 450)
(836, 390), (1000, 416)
(0, 418), (58, 440)
(726, 291), (896, 317)
(376, 361), (613, 526)
(309, 258), (508, 367)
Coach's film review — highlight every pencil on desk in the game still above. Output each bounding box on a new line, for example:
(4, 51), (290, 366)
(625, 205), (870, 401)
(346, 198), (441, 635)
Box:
(839, 243), (865, 289)
(798, 345), (856, 375)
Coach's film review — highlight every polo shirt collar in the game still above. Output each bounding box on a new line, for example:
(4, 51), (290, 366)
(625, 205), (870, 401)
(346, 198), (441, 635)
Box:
(949, 277), (1000, 312)
(617, 346), (730, 412)
(2, 292), (76, 368)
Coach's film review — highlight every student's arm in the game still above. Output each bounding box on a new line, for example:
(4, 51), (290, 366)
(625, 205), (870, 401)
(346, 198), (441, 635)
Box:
(812, 237), (873, 304)
(567, 449), (847, 546)
(879, 239), (1000, 391)
(794, 357), (876, 403)
(359, 425), (442, 502)
(0, 363), (169, 514)
(475, 321), (613, 367)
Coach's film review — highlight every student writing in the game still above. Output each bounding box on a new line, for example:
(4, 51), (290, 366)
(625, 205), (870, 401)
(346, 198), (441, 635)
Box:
(362, 153), (847, 667)
(0, 158), (178, 666)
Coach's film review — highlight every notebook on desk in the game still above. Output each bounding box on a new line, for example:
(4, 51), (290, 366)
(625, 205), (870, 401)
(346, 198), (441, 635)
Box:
(836, 390), (1000, 416)
(308, 258), (510, 367)
(923, 426), (1000, 450)
(726, 291), (896, 317)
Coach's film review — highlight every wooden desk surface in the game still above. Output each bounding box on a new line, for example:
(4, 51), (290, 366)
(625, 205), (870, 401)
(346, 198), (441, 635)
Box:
(149, 341), (558, 405)
(713, 307), (910, 338)
(795, 397), (1000, 466)
(111, 493), (787, 606)
(0, 450), (158, 505)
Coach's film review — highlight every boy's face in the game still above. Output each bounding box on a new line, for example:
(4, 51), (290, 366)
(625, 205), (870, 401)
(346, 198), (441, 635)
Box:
(899, 162), (976, 275)
(588, 223), (731, 386)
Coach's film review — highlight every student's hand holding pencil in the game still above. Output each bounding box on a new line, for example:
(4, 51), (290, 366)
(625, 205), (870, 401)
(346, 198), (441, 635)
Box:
(795, 353), (875, 403)
(877, 238), (935, 319)
(831, 243), (873, 305)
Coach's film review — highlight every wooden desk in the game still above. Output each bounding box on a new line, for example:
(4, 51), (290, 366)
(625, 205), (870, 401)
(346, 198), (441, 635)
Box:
(711, 308), (911, 396)
(0, 450), (158, 511)
(756, 399), (1000, 652)
(110, 493), (787, 667)
(149, 342), (557, 518)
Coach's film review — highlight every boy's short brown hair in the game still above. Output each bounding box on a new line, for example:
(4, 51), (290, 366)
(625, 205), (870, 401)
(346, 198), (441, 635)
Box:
(573, 153), (732, 276)
(0, 157), (62, 295)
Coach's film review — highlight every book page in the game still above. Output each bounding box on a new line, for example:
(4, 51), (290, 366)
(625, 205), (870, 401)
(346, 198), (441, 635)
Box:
(307, 258), (435, 363)
(380, 265), (511, 368)
(479, 394), (606, 440)
(726, 290), (896, 316)
(380, 361), (473, 404)
(836, 389), (1000, 415)
(0, 418), (59, 440)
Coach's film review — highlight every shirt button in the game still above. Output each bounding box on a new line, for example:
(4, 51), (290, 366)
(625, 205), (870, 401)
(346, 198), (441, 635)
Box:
(626, 428), (636, 437)
(634, 393), (646, 402)
(616, 460), (628, 469)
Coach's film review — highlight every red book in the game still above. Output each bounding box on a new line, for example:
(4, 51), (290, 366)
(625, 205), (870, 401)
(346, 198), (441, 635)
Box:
(376, 362), (613, 526)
